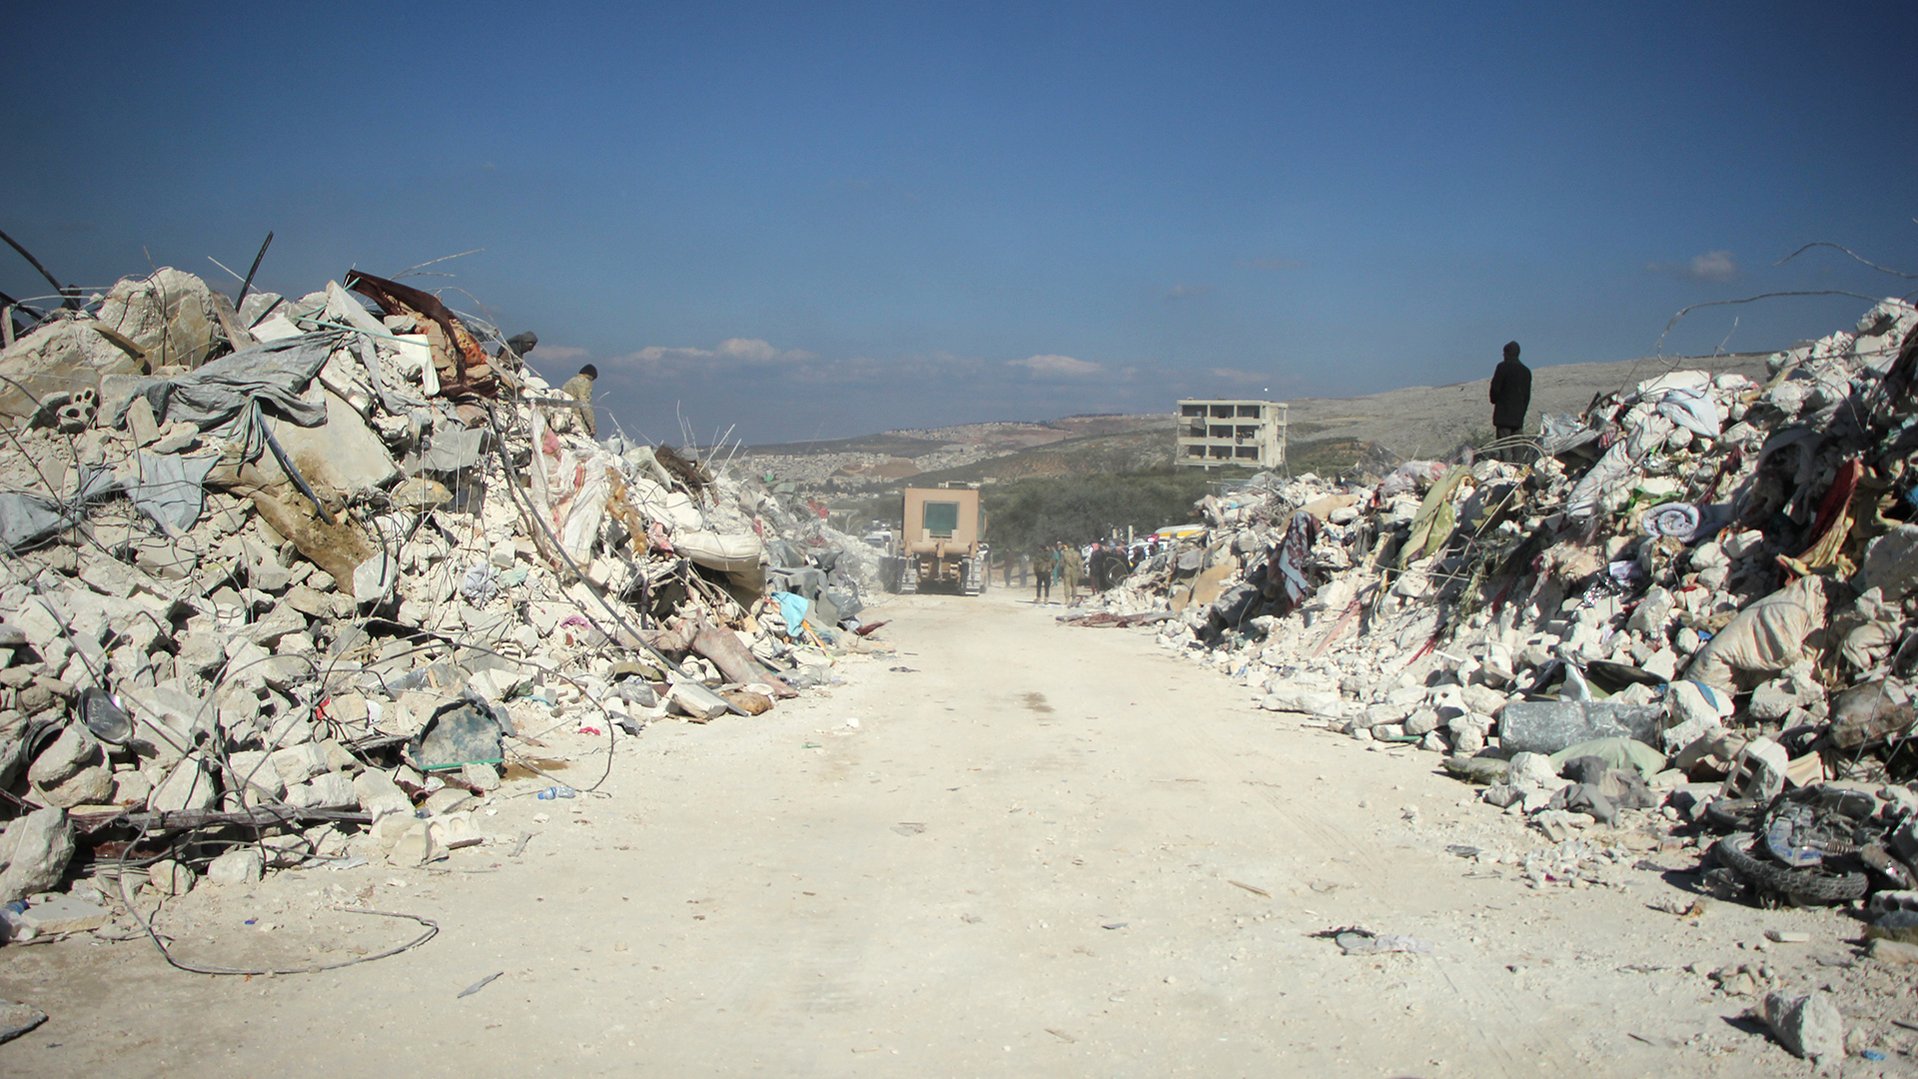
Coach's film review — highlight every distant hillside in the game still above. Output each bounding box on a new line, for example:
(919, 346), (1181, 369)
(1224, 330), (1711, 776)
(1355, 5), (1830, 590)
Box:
(1279, 352), (1773, 464)
(737, 352), (1776, 498)
(736, 414), (1174, 492)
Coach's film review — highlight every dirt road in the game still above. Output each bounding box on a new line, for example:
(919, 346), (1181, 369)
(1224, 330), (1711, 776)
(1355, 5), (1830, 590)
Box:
(0, 588), (1870, 1075)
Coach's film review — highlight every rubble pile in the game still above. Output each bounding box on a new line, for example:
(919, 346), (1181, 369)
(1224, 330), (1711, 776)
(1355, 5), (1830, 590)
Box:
(0, 267), (879, 922)
(1095, 299), (1918, 922)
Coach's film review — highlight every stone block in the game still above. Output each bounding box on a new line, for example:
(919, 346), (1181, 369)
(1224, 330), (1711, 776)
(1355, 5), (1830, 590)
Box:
(27, 725), (103, 788)
(1363, 703), (1407, 728)
(1859, 525), (1918, 600)
(1447, 717), (1487, 755)
(116, 682), (214, 766)
(459, 763), (501, 792)
(317, 739), (359, 774)
(225, 750), (286, 801)
(1747, 679), (1798, 722)
(1508, 752), (1561, 789)
(205, 847), (264, 885)
(1627, 586), (1675, 634)
(286, 771), (355, 809)
(281, 584), (326, 619)
(269, 743), (329, 786)
(1404, 708), (1440, 737)
(370, 811), (421, 850)
(1760, 990), (1843, 1061)
(222, 638), (271, 691)
(422, 788), (472, 815)
(259, 384), (400, 496)
(430, 813), (484, 849)
(36, 761), (112, 808)
(1459, 684), (1507, 717)
(145, 858), (195, 896)
(243, 605), (307, 648)
(0, 808), (75, 904)
(150, 758), (218, 812)
(1868, 939), (1918, 967)
(1383, 684), (1427, 708)
(383, 820), (441, 866)
(109, 768), (152, 807)
(1661, 713), (1723, 756)
(353, 769), (413, 820)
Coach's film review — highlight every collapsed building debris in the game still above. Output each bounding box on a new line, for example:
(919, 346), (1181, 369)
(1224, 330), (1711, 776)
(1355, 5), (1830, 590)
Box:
(1090, 299), (1918, 945)
(0, 266), (884, 959)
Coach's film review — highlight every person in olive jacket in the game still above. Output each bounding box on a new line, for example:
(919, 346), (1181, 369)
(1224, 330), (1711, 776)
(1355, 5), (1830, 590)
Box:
(1488, 340), (1531, 459)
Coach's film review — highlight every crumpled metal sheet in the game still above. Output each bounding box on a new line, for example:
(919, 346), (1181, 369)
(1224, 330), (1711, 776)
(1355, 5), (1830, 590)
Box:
(345, 271), (496, 398)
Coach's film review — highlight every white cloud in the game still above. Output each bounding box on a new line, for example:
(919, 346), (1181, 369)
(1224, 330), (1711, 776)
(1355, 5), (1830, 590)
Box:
(1008, 353), (1104, 378)
(1165, 282), (1213, 301)
(614, 337), (817, 374)
(1647, 249), (1739, 282)
(1688, 250), (1737, 281)
(531, 344), (589, 363)
(1207, 366), (1266, 385)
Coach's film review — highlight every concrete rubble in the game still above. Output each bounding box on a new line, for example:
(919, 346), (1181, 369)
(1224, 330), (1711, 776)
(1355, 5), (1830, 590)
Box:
(1086, 299), (1918, 1026)
(0, 266), (884, 938)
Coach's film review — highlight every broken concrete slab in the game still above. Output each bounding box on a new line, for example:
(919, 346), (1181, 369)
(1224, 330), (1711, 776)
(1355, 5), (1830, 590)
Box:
(11, 893), (110, 936)
(666, 678), (731, 722)
(259, 383), (401, 498)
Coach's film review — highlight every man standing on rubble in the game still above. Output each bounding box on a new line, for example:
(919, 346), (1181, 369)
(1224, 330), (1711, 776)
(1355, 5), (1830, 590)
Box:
(1488, 340), (1530, 460)
(562, 364), (599, 438)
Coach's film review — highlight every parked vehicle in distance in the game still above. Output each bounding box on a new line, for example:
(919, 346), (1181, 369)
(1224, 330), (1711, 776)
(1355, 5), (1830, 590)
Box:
(894, 485), (987, 594)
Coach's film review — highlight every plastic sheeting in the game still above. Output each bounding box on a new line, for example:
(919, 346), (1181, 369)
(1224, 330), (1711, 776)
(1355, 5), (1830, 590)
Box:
(1654, 387), (1722, 439)
(771, 591), (811, 635)
(107, 332), (338, 435)
(0, 467), (120, 551)
(124, 451), (219, 535)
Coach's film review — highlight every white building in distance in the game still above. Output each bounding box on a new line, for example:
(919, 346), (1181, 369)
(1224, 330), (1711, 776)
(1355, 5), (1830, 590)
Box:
(1175, 399), (1288, 470)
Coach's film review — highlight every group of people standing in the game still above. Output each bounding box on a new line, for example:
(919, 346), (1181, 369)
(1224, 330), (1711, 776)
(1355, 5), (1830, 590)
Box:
(1028, 541), (1082, 605)
(1015, 539), (1143, 606)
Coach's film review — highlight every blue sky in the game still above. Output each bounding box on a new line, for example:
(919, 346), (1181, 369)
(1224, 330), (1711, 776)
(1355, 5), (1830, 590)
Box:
(6, 2), (1916, 444)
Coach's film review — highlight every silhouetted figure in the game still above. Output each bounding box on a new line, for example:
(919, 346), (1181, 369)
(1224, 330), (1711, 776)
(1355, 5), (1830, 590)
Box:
(1489, 340), (1531, 460)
